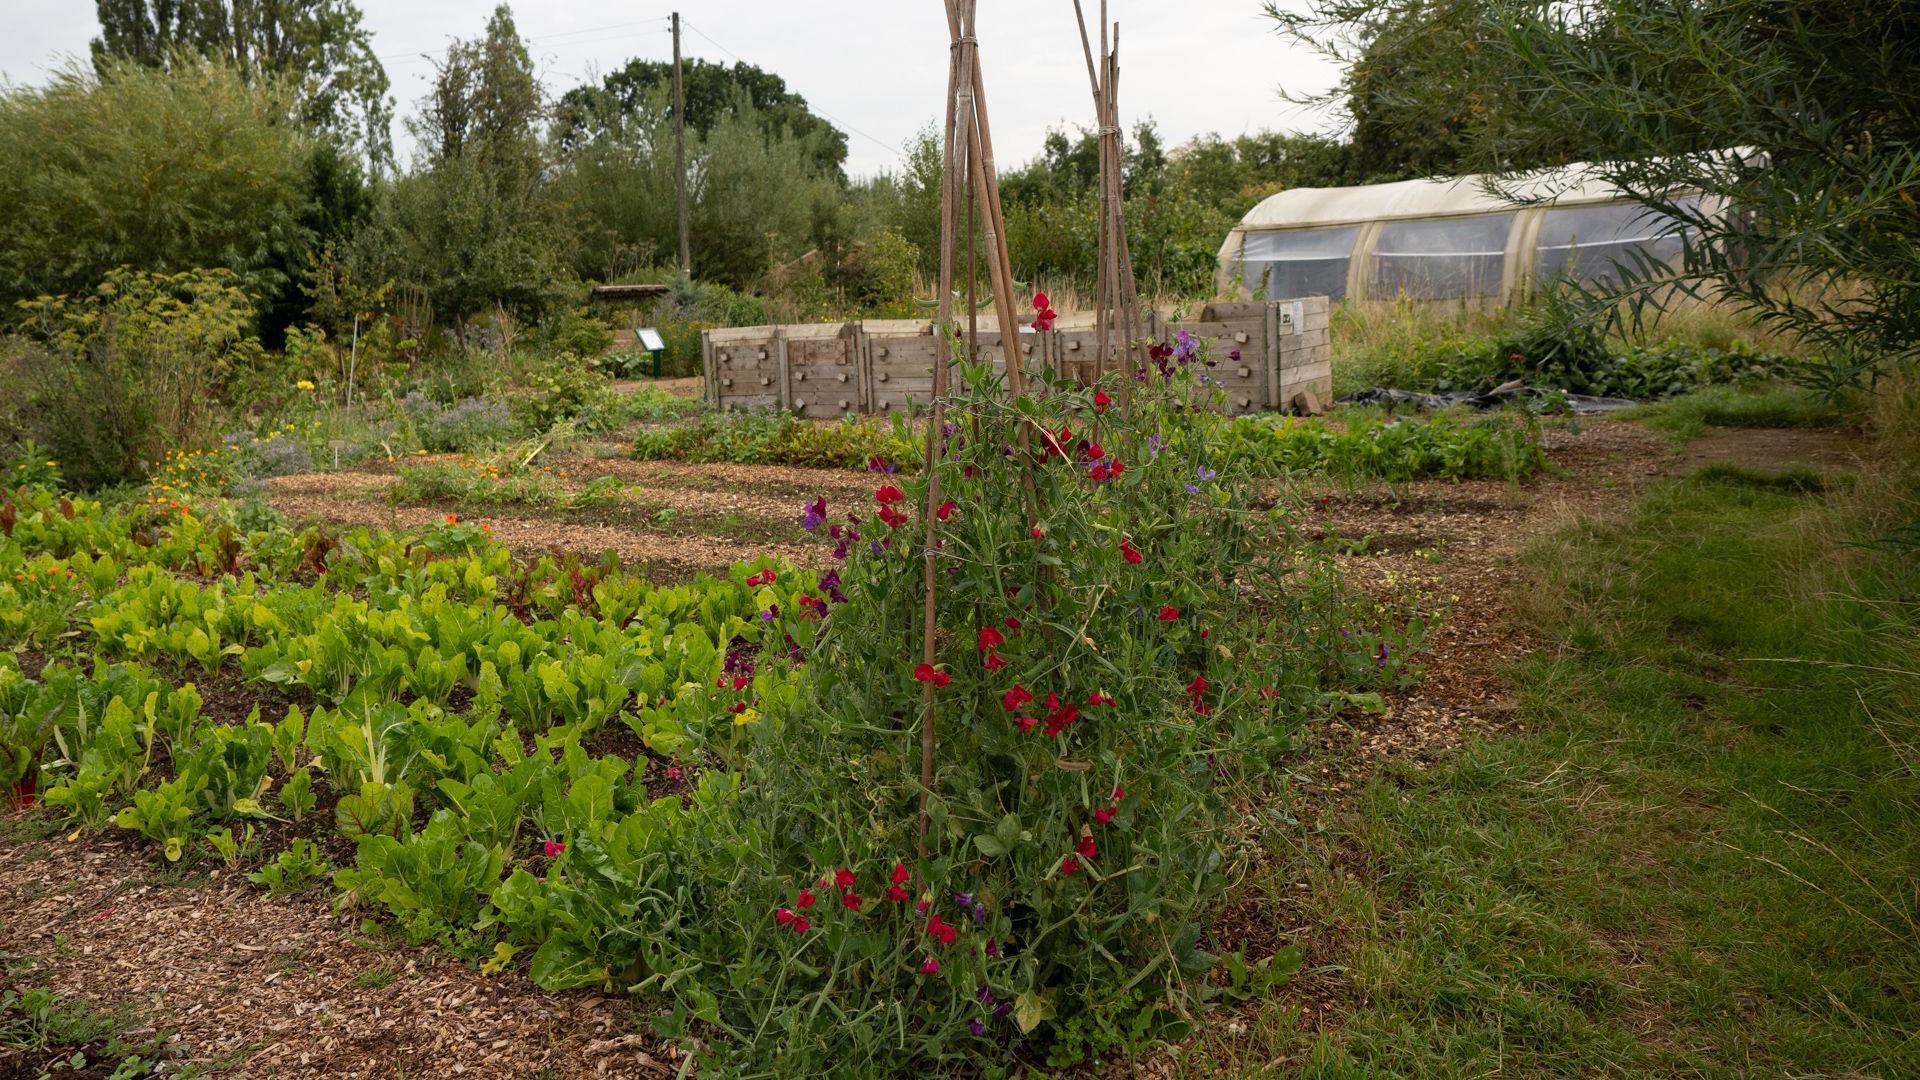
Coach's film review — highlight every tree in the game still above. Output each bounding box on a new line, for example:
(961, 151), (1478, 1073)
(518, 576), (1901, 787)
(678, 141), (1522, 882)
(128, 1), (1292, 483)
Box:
(0, 58), (312, 314)
(1270, 0), (1920, 386)
(90, 0), (392, 168)
(554, 58), (849, 178)
(552, 90), (842, 288)
(367, 4), (564, 336)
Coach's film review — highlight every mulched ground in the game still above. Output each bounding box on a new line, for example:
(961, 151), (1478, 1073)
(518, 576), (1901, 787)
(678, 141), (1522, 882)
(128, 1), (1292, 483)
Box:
(0, 833), (675, 1079)
(2, 417), (1862, 1078)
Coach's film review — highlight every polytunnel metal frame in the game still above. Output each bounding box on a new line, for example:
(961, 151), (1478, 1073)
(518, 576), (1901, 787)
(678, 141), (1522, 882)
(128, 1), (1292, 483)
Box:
(1214, 162), (1714, 306)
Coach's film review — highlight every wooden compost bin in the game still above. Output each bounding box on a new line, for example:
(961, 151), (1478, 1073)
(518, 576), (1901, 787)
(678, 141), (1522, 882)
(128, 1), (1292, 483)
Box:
(704, 296), (1331, 416)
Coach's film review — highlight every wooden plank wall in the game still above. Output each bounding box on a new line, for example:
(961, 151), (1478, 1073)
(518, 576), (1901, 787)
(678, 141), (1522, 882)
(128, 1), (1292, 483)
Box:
(703, 297), (1332, 416)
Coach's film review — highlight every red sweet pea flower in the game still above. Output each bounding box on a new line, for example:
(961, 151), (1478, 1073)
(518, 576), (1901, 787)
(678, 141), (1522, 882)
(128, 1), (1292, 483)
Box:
(1120, 537), (1142, 565)
(794, 916), (811, 934)
(1030, 293), (1057, 332)
(913, 663), (951, 687)
(1077, 835), (1098, 858)
(937, 500), (956, 521)
(1094, 807), (1115, 825)
(1085, 441), (1104, 461)
(891, 862), (911, 885)
(1112, 785), (1127, 800)
(1043, 702), (1080, 737)
(842, 892), (864, 911)
(1004, 616), (1022, 634)
(1186, 675), (1209, 697)
(1031, 525), (1044, 540)
(1157, 605), (1180, 622)
(1087, 691), (1114, 706)
(776, 907), (796, 925)
(984, 652), (1008, 671)
(921, 956), (941, 975)
(1060, 854), (1080, 875)
(797, 889), (817, 909)
(926, 915), (959, 945)
(1259, 686), (1279, 700)
(879, 505), (910, 529)
(1002, 685), (1033, 711)
(977, 626), (1004, 651)
(732, 676), (749, 691)
(834, 867), (856, 891)
(874, 485), (906, 505)
(889, 885), (910, 902)
(1015, 715), (1038, 733)
(1094, 389), (1111, 412)
(543, 840), (566, 857)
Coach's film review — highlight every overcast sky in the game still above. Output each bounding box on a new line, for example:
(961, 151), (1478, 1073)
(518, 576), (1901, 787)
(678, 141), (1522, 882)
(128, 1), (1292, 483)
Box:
(0, 1), (1346, 177)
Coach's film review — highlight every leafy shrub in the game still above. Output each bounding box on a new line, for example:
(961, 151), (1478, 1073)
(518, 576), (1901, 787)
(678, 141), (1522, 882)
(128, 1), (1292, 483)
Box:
(402, 393), (520, 453)
(511, 356), (620, 435)
(6, 269), (266, 487)
(534, 306), (615, 359)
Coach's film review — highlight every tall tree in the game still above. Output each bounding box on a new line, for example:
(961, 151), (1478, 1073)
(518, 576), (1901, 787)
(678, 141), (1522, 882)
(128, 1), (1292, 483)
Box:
(90, 0), (392, 168)
(554, 58), (849, 178)
(0, 58), (311, 312)
(371, 4), (563, 334)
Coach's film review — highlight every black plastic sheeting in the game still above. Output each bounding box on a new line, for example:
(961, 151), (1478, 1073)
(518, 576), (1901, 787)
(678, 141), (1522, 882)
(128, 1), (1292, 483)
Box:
(1341, 381), (1639, 415)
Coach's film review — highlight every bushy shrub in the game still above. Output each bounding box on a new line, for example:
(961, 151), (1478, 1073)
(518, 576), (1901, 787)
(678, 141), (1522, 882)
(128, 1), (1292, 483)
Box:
(402, 393), (520, 454)
(511, 356), (620, 435)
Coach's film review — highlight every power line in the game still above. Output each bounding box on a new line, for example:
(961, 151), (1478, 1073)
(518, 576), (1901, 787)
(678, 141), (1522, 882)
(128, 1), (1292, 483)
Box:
(680, 19), (905, 162)
(376, 16), (673, 64)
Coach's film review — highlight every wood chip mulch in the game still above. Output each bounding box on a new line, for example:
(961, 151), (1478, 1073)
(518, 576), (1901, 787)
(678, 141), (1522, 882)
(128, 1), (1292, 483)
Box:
(0, 833), (676, 1079)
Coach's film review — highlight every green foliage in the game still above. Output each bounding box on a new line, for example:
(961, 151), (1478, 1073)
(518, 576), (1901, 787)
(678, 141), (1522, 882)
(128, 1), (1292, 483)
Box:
(1625, 385), (1848, 441)
(10, 268), (265, 487)
(89, 0), (392, 167)
(554, 56), (849, 177)
(1272, 0), (1920, 388)
(554, 94), (843, 288)
(1287, 460), (1920, 1078)
(633, 411), (920, 470)
(0, 58), (313, 312)
(1223, 411), (1549, 482)
(248, 838), (334, 895)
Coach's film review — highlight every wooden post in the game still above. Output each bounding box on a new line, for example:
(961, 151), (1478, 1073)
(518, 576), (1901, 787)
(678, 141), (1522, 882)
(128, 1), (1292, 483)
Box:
(672, 12), (691, 274)
(1071, 2), (1145, 408)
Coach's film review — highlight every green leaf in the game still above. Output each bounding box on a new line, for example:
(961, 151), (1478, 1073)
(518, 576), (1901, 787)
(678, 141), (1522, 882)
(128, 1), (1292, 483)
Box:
(1013, 989), (1054, 1034)
(528, 934), (607, 991)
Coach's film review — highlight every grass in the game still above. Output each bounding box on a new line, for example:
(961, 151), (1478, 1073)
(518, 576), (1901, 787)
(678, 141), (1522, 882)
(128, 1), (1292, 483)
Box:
(1625, 383), (1848, 440)
(1204, 404), (1920, 1076)
(1330, 297), (1808, 399)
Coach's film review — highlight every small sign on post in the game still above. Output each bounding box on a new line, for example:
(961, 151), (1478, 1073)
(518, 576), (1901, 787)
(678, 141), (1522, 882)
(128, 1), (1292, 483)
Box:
(636, 327), (667, 379)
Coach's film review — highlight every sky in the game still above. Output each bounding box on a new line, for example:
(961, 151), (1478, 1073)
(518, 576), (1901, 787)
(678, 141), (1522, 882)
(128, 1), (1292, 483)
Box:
(0, 1), (1347, 178)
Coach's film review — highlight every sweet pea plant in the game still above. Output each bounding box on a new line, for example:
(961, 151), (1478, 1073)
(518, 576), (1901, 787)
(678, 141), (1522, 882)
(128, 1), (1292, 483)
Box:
(644, 333), (1350, 1070)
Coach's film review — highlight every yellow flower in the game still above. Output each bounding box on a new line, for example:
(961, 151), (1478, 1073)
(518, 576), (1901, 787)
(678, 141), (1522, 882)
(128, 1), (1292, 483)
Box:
(295, 380), (316, 391)
(732, 708), (761, 727)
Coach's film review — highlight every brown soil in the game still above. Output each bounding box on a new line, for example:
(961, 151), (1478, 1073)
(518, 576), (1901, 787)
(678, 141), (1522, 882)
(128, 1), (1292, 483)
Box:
(1668, 425), (1862, 476)
(0, 832), (675, 1079)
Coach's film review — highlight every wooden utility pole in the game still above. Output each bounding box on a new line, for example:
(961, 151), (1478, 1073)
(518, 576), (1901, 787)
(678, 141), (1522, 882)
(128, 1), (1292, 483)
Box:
(672, 12), (691, 274)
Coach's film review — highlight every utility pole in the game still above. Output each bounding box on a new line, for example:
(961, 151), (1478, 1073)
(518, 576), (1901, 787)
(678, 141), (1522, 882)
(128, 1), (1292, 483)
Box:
(672, 12), (691, 275)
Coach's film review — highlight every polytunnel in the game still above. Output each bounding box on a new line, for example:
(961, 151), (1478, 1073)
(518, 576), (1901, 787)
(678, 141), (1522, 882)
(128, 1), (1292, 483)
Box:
(1215, 163), (1706, 305)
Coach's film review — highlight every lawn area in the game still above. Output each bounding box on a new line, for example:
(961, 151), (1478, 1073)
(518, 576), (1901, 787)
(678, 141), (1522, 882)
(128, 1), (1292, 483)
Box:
(1258, 412), (1920, 1076)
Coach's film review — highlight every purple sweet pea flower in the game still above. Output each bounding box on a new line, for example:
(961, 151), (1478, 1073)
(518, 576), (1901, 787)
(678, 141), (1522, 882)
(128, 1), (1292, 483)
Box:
(969, 1020), (985, 1037)
(801, 497), (828, 531)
